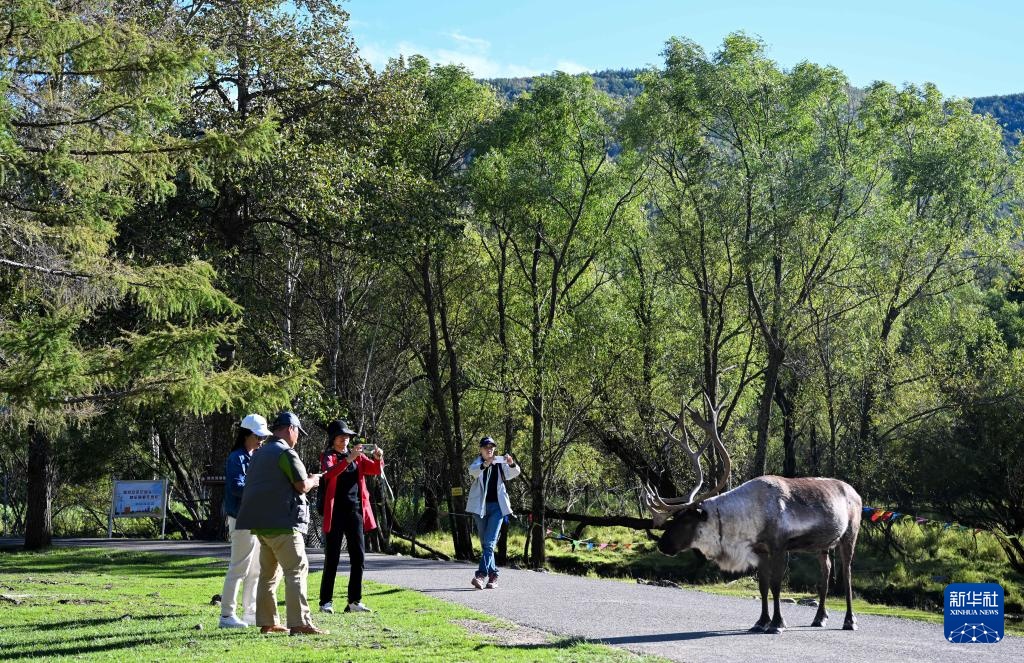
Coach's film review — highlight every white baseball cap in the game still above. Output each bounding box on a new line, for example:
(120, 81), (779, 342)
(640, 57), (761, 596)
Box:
(239, 414), (272, 437)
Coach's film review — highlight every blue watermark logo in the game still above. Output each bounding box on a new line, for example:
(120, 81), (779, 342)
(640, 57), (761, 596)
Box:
(944, 583), (1003, 643)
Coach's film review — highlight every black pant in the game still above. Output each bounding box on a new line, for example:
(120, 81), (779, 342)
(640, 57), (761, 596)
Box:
(319, 507), (365, 605)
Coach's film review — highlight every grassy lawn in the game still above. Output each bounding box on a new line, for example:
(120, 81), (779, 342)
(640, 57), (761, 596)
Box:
(0, 547), (659, 662)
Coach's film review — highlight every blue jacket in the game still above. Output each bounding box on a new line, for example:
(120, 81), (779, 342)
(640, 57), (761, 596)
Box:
(223, 447), (252, 519)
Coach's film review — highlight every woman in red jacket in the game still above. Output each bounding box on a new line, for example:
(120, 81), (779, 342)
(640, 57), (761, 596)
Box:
(317, 419), (383, 614)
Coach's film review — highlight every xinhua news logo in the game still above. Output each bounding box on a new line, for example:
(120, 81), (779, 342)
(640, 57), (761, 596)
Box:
(944, 583), (1003, 643)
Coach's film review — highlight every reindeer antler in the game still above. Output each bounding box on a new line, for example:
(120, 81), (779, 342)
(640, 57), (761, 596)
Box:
(684, 392), (731, 502)
(644, 388), (732, 527)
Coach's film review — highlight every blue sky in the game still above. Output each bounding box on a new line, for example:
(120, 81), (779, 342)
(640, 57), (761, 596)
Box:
(346, 0), (1021, 98)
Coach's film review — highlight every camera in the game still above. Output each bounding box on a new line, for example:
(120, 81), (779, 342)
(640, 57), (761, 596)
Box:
(358, 443), (377, 455)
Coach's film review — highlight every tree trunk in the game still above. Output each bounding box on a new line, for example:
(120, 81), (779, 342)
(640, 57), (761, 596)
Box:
(855, 310), (897, 488)
(809, 423), (820, 476)
(23, 423), (54, 551)
(751, 343), (784, 477)
(496, 233), (515, 454)
(417, 483), (441, 533)
(436, 256), (472, 556)
(529, 393), (546, 567)
(445, 456), (473, 559)
(854, 375), (876, 488)
(418, 251), (473, 560)
(776, 376), (798, 478)
(201, 413), (232, 540)
(156, 426), (203, 535)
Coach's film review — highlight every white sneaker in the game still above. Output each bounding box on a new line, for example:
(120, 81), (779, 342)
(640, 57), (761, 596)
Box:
(219, 615), (249, 628)
(319, 602), (334, 614)
(242, 613), (256, 626)
(345, 602), (372, 613)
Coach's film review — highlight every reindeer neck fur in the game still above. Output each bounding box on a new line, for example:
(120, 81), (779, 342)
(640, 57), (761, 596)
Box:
(690, 481), (771, 573)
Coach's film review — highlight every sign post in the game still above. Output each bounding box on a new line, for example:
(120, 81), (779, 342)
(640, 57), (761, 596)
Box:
(108, 479), (169, 539)
(1, 473), (8, 537)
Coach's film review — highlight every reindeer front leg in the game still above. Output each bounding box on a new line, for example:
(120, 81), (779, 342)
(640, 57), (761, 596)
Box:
(766, 552), (788, 634)
(750, 554), (771, 632)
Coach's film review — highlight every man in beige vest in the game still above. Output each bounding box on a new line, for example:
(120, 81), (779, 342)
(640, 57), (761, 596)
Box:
(236, 411), (327, 635)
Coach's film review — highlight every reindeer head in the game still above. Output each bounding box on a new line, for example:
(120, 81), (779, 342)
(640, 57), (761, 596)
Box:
(658, 505), (709, 555)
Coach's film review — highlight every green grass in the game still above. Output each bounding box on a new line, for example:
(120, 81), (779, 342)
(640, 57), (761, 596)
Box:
(0, 547), (660, 662)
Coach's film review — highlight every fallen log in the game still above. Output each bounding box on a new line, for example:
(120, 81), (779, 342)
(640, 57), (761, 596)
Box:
(388, 526), (451, 561)
(541, 510), (655, 531)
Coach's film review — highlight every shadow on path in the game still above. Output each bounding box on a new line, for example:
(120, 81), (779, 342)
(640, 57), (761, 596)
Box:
(481, 629), (754, 653)
(589, 629), (758, 644)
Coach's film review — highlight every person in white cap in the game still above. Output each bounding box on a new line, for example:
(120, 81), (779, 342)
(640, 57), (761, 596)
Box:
(219, 413), (271, 628)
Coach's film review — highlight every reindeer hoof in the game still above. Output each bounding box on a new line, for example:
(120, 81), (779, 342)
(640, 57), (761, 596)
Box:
(811, 619), (827, 627)
(765, 625), (785, 634)
(843, 621), (857, 631)
(749, 622), (768, 633)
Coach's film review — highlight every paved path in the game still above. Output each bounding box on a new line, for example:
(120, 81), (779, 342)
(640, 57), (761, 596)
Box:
(3, 538), (1021, 662)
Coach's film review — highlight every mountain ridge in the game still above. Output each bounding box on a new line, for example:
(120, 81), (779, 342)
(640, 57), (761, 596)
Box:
(485, 69), (1022, 143)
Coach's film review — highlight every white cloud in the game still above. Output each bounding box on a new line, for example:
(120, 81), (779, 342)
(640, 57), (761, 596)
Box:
(445, 31), (491, 52)
(357, 31), (588, 79)
(357, 41), (392, 70)
(431, 47), (541, 78)
(554, 60), (589, 75)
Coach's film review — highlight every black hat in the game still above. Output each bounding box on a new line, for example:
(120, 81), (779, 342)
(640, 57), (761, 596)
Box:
(479, 436), (497, 448)
(327, 419), (357, 440)
(271, 411), (307, 435)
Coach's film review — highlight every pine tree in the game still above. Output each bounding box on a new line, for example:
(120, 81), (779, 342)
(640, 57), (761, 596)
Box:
(0, 0), (312, 549)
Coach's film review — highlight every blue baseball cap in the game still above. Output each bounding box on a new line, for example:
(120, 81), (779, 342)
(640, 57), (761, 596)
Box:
(479, 436), (497, 448)
(271, 411), (307, 436)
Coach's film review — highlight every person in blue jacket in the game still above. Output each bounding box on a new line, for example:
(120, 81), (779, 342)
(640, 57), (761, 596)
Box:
(218, 413), (271, 628)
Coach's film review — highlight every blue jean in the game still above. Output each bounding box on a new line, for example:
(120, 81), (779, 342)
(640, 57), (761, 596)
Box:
(474, 502), (504, 578)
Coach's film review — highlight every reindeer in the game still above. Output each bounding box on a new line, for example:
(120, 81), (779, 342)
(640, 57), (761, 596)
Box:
(644, 394), (861, 634)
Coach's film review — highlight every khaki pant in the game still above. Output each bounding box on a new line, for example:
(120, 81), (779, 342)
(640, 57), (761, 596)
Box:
(255, 531), (312, 628)
(221, 516), (260, 621)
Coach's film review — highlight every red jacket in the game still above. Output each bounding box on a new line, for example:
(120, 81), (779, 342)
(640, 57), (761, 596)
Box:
(319, 451), (383, 534)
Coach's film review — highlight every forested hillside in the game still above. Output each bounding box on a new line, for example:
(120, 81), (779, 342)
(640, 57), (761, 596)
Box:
(2, 3), (1023, 580)
(488, 68), (646, 101)
(490, 69), (1024, 143)
(973, 93), (1024, 143)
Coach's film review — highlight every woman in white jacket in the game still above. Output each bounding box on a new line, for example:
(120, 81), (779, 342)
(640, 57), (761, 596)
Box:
(466, 436), (520, 589)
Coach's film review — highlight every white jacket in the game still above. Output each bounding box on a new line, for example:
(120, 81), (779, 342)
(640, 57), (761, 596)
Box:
(466, 456), (521, 517)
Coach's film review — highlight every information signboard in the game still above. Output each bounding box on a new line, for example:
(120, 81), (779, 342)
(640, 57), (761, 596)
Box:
(108, 479), (168, 538)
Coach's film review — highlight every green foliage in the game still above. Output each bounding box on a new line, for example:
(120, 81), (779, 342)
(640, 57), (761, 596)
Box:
(487, 68), (646, 102)
(491, 69), (1024, 149)
(0, 0), (303, 431)
(2, 0), (1023, 600)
